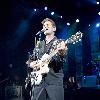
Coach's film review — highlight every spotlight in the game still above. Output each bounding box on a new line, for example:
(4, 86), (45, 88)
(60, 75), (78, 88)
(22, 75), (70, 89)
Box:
(60, 16), (62, 18)
(34, 9), (37, 12)
(67, 23), (70, 26)
(51, 12), (54, 15)
(44, 7), (48, 10)
(97, 2), (99, 5)
(83, 76), (86, 79)
(98, 12), (100, 15)
(76, 19), (79, 22)
(96, 23), (100, 27)
(89, 24), (90, 26)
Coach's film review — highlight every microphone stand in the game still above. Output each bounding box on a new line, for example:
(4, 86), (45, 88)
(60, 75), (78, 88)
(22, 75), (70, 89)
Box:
(31, 33), (42, 100)
(24, 52), (33, 100)
(25, 52), (31, 88)
(39, 33), (41, 41)
(35, 33), (41, 59)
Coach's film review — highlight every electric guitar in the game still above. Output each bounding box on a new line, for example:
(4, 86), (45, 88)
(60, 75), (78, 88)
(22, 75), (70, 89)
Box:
(26, 31), (83, 86)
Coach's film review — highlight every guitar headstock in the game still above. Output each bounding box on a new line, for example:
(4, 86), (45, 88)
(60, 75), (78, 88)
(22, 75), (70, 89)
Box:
(65, 31), (83, 44)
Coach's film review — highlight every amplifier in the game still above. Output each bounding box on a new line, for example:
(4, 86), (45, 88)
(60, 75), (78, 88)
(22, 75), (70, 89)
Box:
(81, 75), (97, 88)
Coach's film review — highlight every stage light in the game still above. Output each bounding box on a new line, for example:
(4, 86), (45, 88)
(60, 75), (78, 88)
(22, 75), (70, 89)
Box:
(34, 9), (37, 12)
(51, 12), (54, 15)
(98, 12), (100, 15)
(44, 7), (48, 10)
(60, 16), (62, 18)
(83, 76), (86, 79)
(76, 19), (79, 22)
(67, 23), (70, 26)
(97, 2), (99, 4)
(96, 23), (100, 27)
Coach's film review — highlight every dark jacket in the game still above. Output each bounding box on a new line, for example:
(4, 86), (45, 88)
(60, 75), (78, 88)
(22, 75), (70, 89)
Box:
(31, 37), (66, 100)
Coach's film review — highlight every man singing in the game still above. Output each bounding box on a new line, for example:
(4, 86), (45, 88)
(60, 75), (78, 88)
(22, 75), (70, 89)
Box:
(26, 18), (67, 100)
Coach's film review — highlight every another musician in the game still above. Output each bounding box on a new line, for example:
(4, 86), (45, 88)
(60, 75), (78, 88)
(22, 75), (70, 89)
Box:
(26, 18), (67, 100)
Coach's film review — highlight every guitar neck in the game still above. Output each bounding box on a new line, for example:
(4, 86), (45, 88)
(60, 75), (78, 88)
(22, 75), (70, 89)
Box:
(48, 50), (58, 61)
(65, 31), (83, 44)
(45, 31), (83, 62)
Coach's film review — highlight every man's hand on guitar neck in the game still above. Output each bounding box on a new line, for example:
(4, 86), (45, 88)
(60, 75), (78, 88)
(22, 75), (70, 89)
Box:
(56, 41), (66, 50)
(56, 41), (67, 55)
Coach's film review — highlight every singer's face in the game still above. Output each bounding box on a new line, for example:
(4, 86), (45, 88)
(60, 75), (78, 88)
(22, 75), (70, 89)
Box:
(43, 21), (56, 35)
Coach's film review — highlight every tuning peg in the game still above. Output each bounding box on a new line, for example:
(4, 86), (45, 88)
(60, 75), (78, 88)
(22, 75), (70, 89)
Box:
(79, 39), (81, 41)
(76, 40), (78, 43)
(78, 31), (82, 33)
(81, 33), (83, 37)
(73, 42), (75, 44)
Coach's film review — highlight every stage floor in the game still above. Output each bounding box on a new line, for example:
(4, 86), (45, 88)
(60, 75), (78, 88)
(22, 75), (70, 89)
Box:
(64, 87), (100, 100)
(0, 87), (100, 100)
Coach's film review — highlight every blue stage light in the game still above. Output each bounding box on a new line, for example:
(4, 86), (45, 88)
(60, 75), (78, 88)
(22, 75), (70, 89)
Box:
(60, 16), (62, 18)
(34, 9), (37, 12)
(76, 19), (79, 22)
(97, 2), (99, 5)
(67, 23), (70, 26)
(96, 23), (100, 27)
(44, 7), (48, 10)
(51, 12), (54, 15)
(98, 12), (100, 15)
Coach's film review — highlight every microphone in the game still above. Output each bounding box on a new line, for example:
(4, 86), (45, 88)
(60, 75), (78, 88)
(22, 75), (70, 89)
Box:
(36, 29), (45, 35)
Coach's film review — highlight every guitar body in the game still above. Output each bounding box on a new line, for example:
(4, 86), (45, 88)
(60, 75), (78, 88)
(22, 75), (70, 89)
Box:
(30, 54), (50, 85)
(31, 64), (49, 85)
(31, 71), (42, 85)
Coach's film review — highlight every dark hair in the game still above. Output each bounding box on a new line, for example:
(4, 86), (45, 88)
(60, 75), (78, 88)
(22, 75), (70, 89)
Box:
(41, 18), (56, 28)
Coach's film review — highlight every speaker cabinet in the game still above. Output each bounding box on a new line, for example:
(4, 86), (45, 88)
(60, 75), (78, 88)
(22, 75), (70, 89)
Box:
(81, 75), (97, 88)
